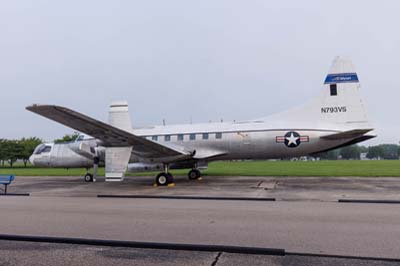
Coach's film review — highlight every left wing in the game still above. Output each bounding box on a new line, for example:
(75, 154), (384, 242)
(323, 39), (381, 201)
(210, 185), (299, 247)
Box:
(26, 104), (193, 160)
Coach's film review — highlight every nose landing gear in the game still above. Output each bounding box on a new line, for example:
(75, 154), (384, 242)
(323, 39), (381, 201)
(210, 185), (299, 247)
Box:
(84, 157), (99, 183)
(84, 173), (94, 182)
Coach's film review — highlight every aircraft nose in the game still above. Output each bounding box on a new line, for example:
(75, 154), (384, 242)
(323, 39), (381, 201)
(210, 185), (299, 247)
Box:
(29, 155), (35, 166)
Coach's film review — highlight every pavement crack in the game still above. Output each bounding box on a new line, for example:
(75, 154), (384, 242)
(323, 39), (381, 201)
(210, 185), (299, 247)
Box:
(211, 252), (222, 266)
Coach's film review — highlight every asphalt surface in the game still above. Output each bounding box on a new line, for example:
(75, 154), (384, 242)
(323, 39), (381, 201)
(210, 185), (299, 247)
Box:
(6, 175), (400, 201)
(0, 240), (398, 266)
(1, 175), (400, 265)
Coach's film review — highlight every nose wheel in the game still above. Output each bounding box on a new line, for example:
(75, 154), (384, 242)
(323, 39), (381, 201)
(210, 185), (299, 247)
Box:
(84, 157), (99, 183)
(84, 173), (94, 182)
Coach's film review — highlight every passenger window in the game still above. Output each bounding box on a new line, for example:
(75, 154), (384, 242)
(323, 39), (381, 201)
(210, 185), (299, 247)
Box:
(152, 136), (158, 141)
(330, 84), (337, 96)
(177, 134), (184, 141)
(216, 132), (222, 139)
(189, 134), (196, 140)
(164, 135), (171, 141)
(202, 133), (209, 140)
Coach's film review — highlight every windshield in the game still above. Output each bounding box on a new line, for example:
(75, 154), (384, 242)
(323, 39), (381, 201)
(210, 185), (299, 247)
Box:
(33, 144), (52, 154)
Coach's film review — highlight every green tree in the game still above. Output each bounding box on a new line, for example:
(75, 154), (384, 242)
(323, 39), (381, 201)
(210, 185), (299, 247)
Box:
(19, 137), (43, 167)
(0, 139), (7, 166)
(380, 144), (399, 160)
(340, 145), (361, 160)
(3, 140), (24, 167)
(367, 145), (384, 159)
(54, 132), (80, 143)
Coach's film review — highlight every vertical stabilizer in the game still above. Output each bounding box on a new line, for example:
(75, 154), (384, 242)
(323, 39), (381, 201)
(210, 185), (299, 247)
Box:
(262, 56), (372, 130)
(109, 101), (132, 131)
(320, 56), (370, 126)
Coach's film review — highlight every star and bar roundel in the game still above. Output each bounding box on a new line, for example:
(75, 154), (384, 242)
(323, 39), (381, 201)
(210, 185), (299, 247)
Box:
(276, 131), (309, 148)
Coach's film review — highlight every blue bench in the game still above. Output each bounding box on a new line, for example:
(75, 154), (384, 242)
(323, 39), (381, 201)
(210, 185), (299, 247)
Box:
(0, 175), (15, 194)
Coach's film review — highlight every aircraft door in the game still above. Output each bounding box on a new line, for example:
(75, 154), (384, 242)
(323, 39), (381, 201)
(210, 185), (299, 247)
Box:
(237, 132), (254, 156)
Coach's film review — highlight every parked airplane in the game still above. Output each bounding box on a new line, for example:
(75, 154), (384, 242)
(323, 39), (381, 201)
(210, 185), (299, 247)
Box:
(28, 57), (375, 186)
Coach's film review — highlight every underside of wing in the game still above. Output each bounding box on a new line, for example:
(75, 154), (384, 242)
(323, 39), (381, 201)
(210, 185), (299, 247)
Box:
(193, 149), (227, 160)
(26, 104), (190, 159)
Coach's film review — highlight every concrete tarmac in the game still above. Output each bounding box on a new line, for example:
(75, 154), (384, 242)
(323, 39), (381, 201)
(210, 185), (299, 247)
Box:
(1, 175), (400, 265)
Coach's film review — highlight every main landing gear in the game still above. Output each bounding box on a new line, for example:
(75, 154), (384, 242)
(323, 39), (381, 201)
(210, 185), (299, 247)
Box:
(155, 164), (175, 187)
(188, 169), (202, 180)
(84, 157), (100, 183)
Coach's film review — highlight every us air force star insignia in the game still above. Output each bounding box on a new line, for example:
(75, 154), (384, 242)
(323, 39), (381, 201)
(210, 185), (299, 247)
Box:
(276, 131), (309, 148)
(285, 132), (300, 147)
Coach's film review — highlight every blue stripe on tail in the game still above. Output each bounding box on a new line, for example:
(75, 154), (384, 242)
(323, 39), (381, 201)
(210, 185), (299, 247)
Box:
(324, 73), (359, 84)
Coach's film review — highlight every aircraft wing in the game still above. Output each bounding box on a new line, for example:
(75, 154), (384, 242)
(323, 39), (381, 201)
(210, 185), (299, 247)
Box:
(320, 129), (374, 140)
(26, 104), (192, 159)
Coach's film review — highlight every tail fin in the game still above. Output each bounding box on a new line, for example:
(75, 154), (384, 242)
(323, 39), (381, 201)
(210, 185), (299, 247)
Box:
(108, 101), (132, 131)
(263, 56), (372, 130)
(319, 56), (370, 127)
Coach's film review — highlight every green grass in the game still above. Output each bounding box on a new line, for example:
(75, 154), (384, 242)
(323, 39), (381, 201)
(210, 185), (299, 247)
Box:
(0, 160), (400, 177)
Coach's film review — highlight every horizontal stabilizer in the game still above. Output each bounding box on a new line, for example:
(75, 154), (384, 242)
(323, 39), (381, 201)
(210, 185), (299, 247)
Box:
(321, 129), (373, 140)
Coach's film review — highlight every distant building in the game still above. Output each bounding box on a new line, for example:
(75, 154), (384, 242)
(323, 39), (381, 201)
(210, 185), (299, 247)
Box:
(360, 153), (369, 161)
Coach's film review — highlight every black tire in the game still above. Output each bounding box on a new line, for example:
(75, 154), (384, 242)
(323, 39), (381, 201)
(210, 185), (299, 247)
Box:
(156, 173), (169, 186)
(84, 173), (93, 182)
(188, 169), (201, 180)
(167, 173), (174, 184)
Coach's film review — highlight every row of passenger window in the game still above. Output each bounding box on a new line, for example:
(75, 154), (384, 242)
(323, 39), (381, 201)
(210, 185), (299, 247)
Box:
(147, 132), (223, 142)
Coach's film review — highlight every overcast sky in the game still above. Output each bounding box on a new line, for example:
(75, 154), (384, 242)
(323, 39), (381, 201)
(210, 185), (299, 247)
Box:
(0, 0), (399, 145)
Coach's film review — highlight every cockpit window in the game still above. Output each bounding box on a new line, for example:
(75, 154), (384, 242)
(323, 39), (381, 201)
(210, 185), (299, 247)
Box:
(42, 146), (52, 153)
(33, 144), (45, 154)
(33, 144), (52, 154)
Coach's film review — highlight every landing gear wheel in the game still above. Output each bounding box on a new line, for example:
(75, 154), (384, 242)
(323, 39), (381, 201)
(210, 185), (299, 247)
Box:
(84, 173), (93, 182)
(188, 169), (201, 180)
(167, 173), (174, 184)
(156, 173), (169, 186)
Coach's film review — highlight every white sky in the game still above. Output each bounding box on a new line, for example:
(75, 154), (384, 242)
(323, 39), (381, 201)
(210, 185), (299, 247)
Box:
(0, 0), (399, 145)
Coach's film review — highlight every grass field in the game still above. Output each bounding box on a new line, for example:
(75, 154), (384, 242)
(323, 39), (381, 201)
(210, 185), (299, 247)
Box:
(0, 160), (400, 177)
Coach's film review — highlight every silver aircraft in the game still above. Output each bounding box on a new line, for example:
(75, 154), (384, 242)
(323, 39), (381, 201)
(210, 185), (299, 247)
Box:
(28, 57), (375, 186)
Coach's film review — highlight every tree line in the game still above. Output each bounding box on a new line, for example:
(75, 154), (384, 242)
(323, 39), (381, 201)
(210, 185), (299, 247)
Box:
(0, 137), (42, 167)
(316, 144), (400, 160)
(0, 133), (80, 168)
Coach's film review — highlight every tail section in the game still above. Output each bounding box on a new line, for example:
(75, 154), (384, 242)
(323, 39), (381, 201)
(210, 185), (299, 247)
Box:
(109, 101), (132, 131)
(263, 56), (373, 131)
(319, 56), (370, 128)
